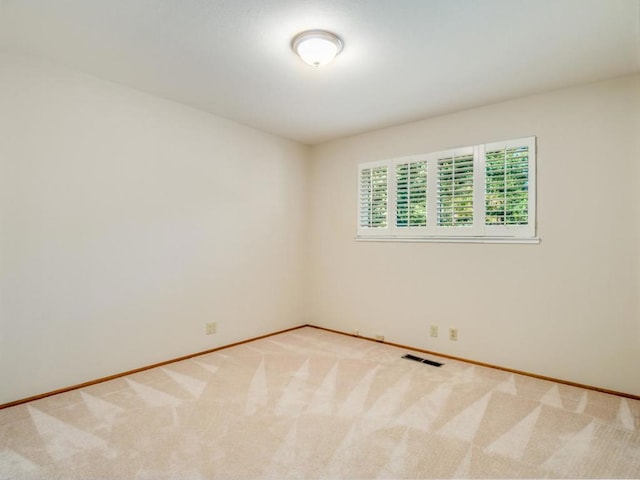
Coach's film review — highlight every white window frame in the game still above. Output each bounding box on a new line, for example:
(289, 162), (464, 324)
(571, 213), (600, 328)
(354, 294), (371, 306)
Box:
(356, 136), (538, 244)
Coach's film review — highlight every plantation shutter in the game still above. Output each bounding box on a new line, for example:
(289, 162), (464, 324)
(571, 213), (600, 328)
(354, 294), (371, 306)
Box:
(396, 160), (427, 228)
(485, 146), (529, 225)
(437, 152), (474, 227)
(483, 137), (535, 237)
(358, 164), (388, 232)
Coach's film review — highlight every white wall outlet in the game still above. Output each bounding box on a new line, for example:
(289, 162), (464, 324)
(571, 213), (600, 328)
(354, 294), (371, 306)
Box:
(430, 325), (438, 338)
(205, 322), (217, 335)
(375, 334), (385, 342)
(353, 328), (360, 336)
(449, 328), (458, 341)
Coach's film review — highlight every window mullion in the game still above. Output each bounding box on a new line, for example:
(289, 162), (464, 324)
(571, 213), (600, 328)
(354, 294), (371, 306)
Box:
(426, 154), (438, 235)
(528, 138), (537, 238)
(388, 160), (397, 235)
(502, 148), (507, 225)
(475, 144), (486, 235)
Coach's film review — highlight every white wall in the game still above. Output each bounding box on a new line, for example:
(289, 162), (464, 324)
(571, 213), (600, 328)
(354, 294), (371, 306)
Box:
(0, 53), (310, 404)
(308, 75), (640, 396)
(2, 52), (638, 405)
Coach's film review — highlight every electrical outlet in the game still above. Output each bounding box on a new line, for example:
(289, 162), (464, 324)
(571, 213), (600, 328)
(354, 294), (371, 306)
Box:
(449, 328), (458, 341)
(375, 334), (385, 342)
(430, 325), (438, 338)
(205, 322), (217, 335)
(353, 328), (360, 336)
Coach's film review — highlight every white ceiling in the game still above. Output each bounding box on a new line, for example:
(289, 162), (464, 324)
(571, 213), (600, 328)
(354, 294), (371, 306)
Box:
(1, 0), (639, 145)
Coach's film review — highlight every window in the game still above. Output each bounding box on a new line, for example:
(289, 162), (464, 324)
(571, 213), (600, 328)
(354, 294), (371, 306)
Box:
(356, 136), (537, 242)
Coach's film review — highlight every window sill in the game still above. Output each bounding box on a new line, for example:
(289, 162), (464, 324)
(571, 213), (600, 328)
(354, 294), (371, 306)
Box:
(355, 236), (541, 244)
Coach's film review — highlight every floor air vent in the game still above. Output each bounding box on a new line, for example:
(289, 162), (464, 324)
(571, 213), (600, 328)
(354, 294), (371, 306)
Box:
(402, 354), (443, 367)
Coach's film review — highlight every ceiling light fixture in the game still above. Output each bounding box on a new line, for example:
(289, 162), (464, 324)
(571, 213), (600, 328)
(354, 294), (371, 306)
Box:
(292, 30), (343, 68)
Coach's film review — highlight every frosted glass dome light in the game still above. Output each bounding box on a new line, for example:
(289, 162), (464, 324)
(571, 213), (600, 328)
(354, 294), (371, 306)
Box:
(292, 30), (343, 67)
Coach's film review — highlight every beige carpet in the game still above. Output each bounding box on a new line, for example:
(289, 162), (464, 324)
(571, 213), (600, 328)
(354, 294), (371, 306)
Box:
(1, 326), (639, 479)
